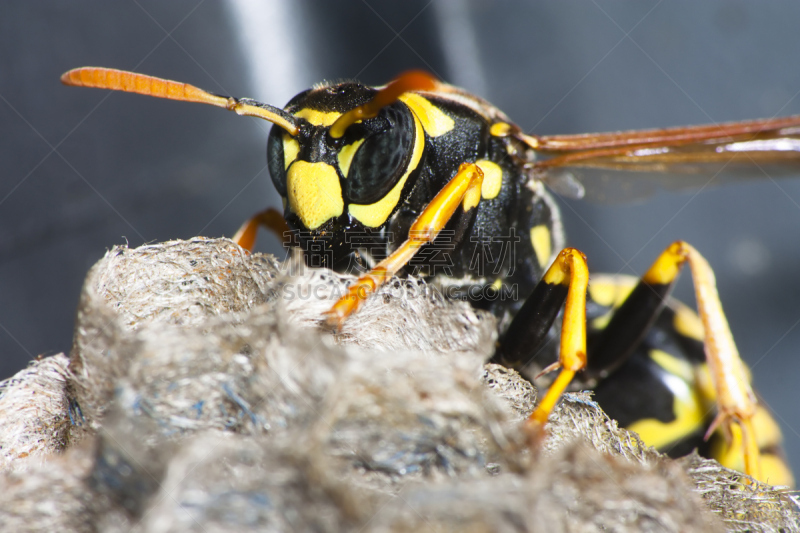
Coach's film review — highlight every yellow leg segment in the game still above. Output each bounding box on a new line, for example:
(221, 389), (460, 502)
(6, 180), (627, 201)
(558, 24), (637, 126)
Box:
(641, 241), (762, 481)
(232, 207), (292, 251)
(528, 240), (764, 483)
(683, 243), (760, 481)
(740, 418), (762, 482)
(527, 248), (589, 429)
(324, 163), (484, 329)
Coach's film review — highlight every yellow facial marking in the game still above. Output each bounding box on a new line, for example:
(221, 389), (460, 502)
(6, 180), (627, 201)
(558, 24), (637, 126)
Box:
(348, 114), (424, 228)
(673, 304), (705, 342)
(490, 122), (512, 137)
(399, 93), (454, 137)
(282, 134), (300, 170)
(286, 161), (343, 230)
(293, 108), (342, 127)
(337, 138), (365, 177)
(475, 160), (503, 199)
(530, 225), (552, 268)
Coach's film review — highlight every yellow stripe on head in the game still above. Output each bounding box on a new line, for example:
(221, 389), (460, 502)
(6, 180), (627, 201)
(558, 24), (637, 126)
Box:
(293, 108), (342, 127)
(337, 138), (365, 177)
(283, 134), (300, 170)
(348, 114), (425, 228)
(398, 93), (454, 137)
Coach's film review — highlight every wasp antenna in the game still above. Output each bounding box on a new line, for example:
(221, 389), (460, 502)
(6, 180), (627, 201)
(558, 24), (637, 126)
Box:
(60, 67), (230, 107)
(229, 98), (299, 136)
(329, 70), (438, 139)
(61, 67), (300, 136)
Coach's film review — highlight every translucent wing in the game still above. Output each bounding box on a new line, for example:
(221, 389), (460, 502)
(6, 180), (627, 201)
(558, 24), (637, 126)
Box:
(526, 115), (800, 202)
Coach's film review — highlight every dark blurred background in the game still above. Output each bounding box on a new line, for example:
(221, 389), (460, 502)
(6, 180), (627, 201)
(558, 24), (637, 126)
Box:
(2, 1), (799, 477)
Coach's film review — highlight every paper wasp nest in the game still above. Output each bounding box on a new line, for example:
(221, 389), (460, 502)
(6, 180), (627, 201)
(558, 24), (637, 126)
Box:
(0, 238), (797, 532)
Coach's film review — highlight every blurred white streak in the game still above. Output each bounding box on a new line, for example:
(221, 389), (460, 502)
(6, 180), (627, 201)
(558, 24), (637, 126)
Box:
(225, 0), (312, 105)
(432, 0), (487, 97)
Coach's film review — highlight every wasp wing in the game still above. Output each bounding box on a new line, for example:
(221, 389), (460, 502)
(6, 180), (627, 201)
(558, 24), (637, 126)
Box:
(528, 115), (800, 202)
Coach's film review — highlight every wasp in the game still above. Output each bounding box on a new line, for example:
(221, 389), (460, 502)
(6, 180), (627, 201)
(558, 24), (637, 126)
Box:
(61, 67), (798, 486)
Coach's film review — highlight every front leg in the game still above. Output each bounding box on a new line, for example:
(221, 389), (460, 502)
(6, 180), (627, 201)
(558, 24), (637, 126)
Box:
(325, 162), (484, 329)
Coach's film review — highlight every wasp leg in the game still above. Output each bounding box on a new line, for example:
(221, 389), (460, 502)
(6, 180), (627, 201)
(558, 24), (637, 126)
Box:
(683, 243), (761, 481)
(590, 293), (713, 457)
(521, 249), (589, 431)
(232, 207), (293, 251)
(586, 243), (690, 379)
(591, 241), (763, 481)
(324, 163), (484, 329)
(709, 404), (794, 486)
(494, 248), (589, 433)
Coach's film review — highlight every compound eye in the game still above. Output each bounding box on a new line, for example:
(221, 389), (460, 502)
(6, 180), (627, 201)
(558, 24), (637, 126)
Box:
(342, 103), (415, 205)
(267, 125), (298, 197)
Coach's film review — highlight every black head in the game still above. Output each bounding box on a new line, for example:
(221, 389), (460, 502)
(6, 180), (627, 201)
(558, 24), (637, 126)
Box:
(266, 81), (424, 233)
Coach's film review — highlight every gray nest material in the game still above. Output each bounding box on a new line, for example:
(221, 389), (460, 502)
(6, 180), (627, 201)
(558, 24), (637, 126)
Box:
(0, 237), (797, 532)
(0, 353), (72, 471)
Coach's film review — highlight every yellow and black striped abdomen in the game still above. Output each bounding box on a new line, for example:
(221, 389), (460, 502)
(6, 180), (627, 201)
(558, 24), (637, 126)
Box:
(588, 275), (794, 487)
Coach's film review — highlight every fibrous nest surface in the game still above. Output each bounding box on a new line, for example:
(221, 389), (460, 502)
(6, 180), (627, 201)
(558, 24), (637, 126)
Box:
(0, 238), (797, 532)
